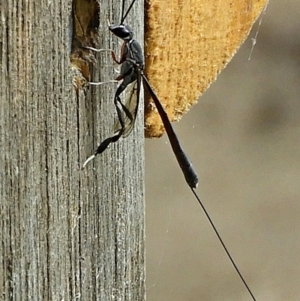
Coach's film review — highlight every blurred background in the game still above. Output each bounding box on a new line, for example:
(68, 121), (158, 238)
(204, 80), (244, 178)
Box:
(145, 1), (300, 300)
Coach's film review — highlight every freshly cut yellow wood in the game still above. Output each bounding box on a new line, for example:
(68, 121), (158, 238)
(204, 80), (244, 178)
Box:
(145, 0), (268, 137)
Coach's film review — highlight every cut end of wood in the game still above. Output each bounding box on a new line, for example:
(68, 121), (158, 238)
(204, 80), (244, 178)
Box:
(144, 0), (269, 137)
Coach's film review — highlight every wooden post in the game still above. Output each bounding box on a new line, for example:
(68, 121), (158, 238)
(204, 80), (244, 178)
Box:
(0, 1), (145, 301)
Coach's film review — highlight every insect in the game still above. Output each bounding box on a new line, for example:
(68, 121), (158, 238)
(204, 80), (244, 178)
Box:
(83, 0), (198, 188)
(83, 1), (257, 300)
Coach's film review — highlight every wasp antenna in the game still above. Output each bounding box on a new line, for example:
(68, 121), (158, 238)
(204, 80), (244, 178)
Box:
(120, 0), (126, 24)
(121, 0), (138, 24)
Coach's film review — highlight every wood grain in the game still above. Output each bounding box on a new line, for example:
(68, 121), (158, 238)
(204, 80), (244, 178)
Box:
(0, 1), (145, 300)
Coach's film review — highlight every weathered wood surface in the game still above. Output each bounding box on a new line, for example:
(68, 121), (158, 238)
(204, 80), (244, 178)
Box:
(0, 1), (145, 301)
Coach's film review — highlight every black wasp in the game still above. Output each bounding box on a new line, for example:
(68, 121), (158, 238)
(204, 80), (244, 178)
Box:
(83, 1), (258, 300)
(83, 0), (198, 189)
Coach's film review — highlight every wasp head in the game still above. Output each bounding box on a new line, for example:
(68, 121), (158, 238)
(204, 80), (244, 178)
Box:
(109, 24), (133, 41)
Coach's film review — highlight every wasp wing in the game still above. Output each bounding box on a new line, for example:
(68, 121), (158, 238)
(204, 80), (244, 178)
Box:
(114, 70), (141, 138)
